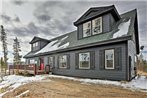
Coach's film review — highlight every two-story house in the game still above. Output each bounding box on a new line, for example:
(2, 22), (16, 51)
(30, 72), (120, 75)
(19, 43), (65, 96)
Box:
(24, 5), (139, 81)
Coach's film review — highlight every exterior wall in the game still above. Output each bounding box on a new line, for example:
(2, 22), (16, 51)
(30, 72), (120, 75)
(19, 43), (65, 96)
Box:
(39, 42), (127, 81)
(40, 41), (49, 50)
(110, 14), (116, 30)
(102, 14), (110, 33)
(127, 40), (136, 79)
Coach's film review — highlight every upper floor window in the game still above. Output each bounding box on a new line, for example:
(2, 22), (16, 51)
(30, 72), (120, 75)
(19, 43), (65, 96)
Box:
(105, 49), (114, 69)
(33, 42), (38, 47)
(82, 17), (102, 38)
(59, 55), (67, 68)
(92, 17), (102, 35)
(83, 21), (91, 37)
(79, 52), (90, 69)
(32, 42), (39, 51)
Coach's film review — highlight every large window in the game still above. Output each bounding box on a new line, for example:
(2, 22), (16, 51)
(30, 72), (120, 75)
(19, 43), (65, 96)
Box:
(59, 55), (67, 68)
(83, 21), (91, 37)
(92, 17), (102, 35)
(79, 52), (90, 69)
(105, 49), (114, 69)
(83, 17), (102, 38)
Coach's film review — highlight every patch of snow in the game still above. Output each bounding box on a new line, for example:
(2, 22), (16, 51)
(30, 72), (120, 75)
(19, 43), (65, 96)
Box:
(113, 19), (131, 38)
(49, 75), (147, 92)
(58, 42), (70, 49)
(60, 36), (68, 41)
(15, 90), (29, 98)
(0, 75), (49, 97)
(36, 38), (70, 54)
(35, 40), (58, 54)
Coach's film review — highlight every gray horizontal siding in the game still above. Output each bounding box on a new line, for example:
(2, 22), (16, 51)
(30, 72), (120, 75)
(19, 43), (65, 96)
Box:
(27, 42), (127, 80)
(52, 42), (127, 80)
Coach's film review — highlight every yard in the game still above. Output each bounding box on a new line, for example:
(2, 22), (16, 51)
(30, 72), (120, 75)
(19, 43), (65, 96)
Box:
(0, 74), (147, 98)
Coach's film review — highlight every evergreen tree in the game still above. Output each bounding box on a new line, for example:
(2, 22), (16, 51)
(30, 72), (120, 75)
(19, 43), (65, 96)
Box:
(0, 25), (8, 75)
(13, 37), (22, 65)
(0, 57), (4, 81)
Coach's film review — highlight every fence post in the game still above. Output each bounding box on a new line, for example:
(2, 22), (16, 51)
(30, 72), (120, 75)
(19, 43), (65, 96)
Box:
(13, 65), (14, 74)
(9, 66), (10, 75)
(34, 64), (37, 75)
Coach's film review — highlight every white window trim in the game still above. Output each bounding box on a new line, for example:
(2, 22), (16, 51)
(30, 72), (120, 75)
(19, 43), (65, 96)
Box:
(105, 49), (114, 69)
(59, 55), (67, 69)
(79, 52), (90, 69)
(92, 17), (102, 35)
(83, 21), (92, 37)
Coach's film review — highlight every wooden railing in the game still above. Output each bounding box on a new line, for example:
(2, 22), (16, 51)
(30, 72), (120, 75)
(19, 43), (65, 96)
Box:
(9, 65), (50, 75)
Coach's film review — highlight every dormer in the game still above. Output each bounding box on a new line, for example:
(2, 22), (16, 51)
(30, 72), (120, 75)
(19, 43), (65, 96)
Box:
(29, 36), (50, 52)
(74, 5), (120, 39)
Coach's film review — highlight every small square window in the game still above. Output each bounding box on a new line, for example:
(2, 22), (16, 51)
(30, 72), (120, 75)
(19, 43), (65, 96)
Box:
(59, 55), (67, 68)
(105, 49), (114, 69)
(79, 52), (90, 69)
(83, 21), (91, 37)
(35, 42), (38, 46)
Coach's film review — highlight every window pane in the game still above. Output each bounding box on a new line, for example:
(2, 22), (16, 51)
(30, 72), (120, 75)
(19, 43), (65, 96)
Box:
(92, 17), (102, 35)
(59, 55), (67, 68)
(33, 43), (35, 47)
(49, 57), (53, 66)
(106, 60), (113, 67)
(105, 49), (114, 69)
(79, 52), (90, 69)
(83, 21), (91, 37)
(36, 42), (38, 46)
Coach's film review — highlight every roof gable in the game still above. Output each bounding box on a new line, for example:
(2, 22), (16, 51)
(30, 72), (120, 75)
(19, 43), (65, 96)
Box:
(74, 5), (120, 26)
(29, 36), (50, 44)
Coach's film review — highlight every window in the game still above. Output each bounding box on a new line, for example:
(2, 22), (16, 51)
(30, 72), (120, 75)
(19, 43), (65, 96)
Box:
(83, 21), (91, 37)
(30, 59), (35, 64)
(105, 49), (114, 69)
(32, 42), (39, 51)
(59, 55), (67, 68)
(82, 17), (103, 38)
(79, 52), (90, 69)
(48, 56), (54, 66)
(92, 17), (102, 35)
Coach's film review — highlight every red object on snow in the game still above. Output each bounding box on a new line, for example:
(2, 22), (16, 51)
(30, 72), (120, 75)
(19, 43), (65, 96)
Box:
(40, 63), (44, 70)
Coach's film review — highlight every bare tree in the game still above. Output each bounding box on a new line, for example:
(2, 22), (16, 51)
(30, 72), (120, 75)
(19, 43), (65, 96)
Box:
(0, 25), (8, 75)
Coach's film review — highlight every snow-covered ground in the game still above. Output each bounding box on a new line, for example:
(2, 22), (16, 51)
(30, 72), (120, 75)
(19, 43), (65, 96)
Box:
(0, 75), (49, 97)
(48, 75), (147, 92)
(0, 74), (147, 97)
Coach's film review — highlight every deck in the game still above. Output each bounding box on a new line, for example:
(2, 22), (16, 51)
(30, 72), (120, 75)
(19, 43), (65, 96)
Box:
(9, 64), (50, 75)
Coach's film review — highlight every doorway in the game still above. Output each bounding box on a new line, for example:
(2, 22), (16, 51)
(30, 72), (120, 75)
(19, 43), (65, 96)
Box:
(40, 57), (44, 70)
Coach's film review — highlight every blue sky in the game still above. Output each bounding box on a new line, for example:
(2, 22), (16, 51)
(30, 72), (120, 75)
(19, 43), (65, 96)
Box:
(0, 0), (147, 62)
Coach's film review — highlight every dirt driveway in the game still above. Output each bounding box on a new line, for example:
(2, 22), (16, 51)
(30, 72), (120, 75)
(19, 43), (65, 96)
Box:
(3, 77), (147, 98)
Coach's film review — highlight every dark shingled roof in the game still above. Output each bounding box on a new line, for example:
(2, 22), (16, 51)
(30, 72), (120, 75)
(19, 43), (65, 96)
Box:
(29, 36), (50, 44)
(74, 5), (120, 26)
(24, 9), (139, 58)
